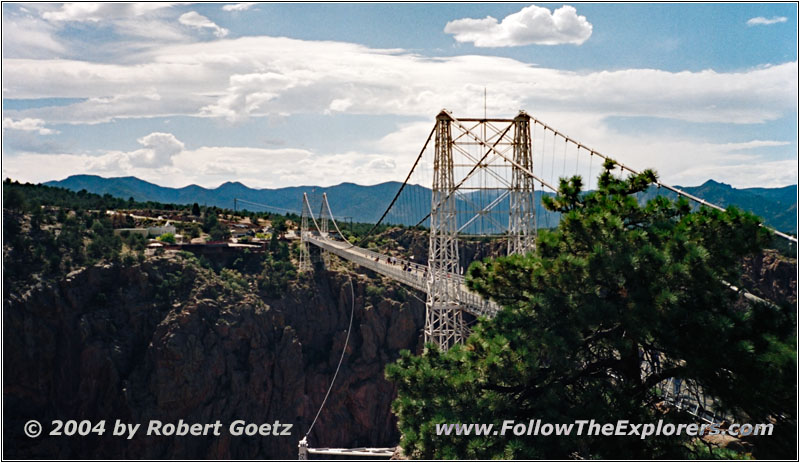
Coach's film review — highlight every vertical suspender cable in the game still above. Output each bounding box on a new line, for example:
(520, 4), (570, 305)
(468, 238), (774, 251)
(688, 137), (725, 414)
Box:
(356, 126), (435, 247)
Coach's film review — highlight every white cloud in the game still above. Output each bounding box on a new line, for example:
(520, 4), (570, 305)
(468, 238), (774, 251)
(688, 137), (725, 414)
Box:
(222, 3), (255, 12)
(1, 15), (66, 58)
(1, 32), (796, 190)
(2, 118), (796, 190)
(178, 11), (229, 37)
(201, 72), (298, 121)
(3, 36), (795, 128)
(327, 98), (353, 113)
(112, 17), (191, 42)
(524, 110), (798, 190)
(2, 3), (190, 58)
(746, 16), (787, 27)
(2, 118), (58, 135)
(42, 3), (175, 22)
(1, 139), (409, 189)
(128, 132), (185, 167)
(712, 140), (791, 151)
(444, 5), (592, 47)
(674, 159), (797, 189)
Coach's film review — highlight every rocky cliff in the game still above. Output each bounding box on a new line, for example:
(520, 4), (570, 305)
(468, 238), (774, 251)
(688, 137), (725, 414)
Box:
(4, 236), (795, 460)
(3, 255), (425, 459)
(741, 249), (797, 305)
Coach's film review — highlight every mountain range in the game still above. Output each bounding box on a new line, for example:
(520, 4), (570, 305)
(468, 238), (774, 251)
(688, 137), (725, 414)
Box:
(44, 175), (797, 234)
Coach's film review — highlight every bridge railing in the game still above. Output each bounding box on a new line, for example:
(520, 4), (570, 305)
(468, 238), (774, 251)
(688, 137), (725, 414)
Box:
(305, 235), (501, 318)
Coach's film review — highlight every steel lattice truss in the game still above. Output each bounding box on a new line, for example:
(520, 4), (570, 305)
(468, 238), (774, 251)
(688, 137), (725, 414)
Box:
(425, 110), (537, 350)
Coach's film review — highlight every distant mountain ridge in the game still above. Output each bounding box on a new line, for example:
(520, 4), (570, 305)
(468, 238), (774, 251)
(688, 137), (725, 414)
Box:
(44, 175), (797, 234)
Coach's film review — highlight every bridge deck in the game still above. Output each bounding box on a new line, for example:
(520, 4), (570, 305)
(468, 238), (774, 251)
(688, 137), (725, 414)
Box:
(305, 234), (501, 318)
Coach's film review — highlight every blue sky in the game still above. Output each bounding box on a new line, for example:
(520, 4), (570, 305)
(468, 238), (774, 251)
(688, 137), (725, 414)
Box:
(2, 2), (797, 189)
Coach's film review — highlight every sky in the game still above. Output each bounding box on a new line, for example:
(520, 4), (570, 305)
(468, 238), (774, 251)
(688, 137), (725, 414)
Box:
(1, 2), (797, 189)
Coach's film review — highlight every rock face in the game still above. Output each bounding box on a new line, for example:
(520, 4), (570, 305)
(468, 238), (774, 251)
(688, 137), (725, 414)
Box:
(384, 227), (506, 269)
(3, 256), (425, 459)
(741, 250), (797, 305)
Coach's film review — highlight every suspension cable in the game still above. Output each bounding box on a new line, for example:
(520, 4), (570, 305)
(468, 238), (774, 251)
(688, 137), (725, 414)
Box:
(413, 123), (513, 227)
(323, 194), (352, 243)
(354, 126), (436, 247)
(234, 198), (303, 215)
(302, 193), (325, 234)
(523, 114), (797, 243)
(304, 272), (356, 439)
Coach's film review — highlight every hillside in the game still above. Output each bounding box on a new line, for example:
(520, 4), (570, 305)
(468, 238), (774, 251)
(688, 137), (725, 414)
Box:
(44, 175), (797, 233)
(3, 198), (426, 458)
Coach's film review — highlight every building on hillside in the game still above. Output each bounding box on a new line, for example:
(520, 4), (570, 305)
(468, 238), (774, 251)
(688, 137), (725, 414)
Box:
(147, 221), (176, 236)
(114, 221), (176, 237)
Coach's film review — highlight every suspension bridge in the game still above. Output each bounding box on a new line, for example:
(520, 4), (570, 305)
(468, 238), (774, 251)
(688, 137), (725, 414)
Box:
(296, 109), (795, 351)
(245, 108), (794, 458)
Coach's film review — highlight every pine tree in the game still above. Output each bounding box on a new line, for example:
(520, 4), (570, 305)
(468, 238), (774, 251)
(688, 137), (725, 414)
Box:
(387, 159), (796, 459)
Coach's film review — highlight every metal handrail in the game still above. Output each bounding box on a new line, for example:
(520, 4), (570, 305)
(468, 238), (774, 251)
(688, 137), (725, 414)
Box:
(305, 235), (501, 318)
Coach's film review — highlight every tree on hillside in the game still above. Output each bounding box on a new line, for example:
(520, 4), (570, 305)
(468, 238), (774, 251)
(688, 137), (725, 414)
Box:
(387, 159), (796, 459)
(271, 217), (288, 238)
(208, 223), (230, 242)
(202, 212), (219, 233)
(3, 187), (26, 212)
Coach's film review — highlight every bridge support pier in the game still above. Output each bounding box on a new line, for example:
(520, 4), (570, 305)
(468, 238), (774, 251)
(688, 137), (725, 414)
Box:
(508, 111), (537, 255)
(425, 111), (465, 351)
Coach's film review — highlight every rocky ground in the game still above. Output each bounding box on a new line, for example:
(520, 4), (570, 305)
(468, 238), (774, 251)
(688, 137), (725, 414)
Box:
(3, 254), (425, 459)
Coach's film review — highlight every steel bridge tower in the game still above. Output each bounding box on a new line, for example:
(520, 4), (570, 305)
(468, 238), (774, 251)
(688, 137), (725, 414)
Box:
(299, 192), (311, 272)
(318, 193), (331, 268)
(425, 111), (465, 350)
(508, 111), (536, 255)
(425, 110), (536, 350)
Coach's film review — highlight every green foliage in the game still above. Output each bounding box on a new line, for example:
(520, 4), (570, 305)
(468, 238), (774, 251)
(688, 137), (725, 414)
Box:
(365, 284), (385, 299)
(202, 212), (219, 233)
(155, 269), (196, 303)
(1, 181), (302, 303)
(87, 218), (122, 262)
(157, 232), (176, 244)
(124, 232), (147, 252)
(387, 161), (795, 459)
(687, 439), (753, 459)
(205, 214), (230, 242)
(220, 268), (248, 293)
(257, 246), (296, 298)
(272, 217), (288, 236)
(3, 187), (26, 211)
